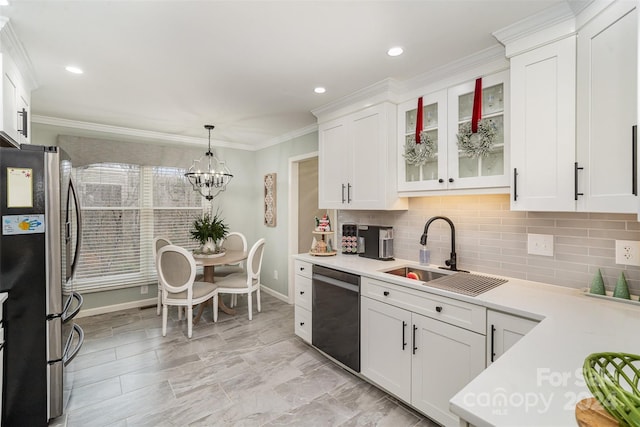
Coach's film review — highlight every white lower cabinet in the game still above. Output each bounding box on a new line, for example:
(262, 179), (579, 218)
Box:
(486, 310), (538, 367)
(361, 278), (486, 427)
(361, 296), (412, 401)
(293, 260), (312, 343)
(411, 313), (485, 426)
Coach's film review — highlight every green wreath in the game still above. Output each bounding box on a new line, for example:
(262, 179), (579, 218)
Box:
(456, 119), (498, 158)
(403, 130), (436, 166)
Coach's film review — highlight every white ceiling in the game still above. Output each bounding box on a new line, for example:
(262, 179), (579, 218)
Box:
(3, 0), (578, 149)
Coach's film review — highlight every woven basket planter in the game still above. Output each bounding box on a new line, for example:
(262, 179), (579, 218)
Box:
(583, 352), (640, 426)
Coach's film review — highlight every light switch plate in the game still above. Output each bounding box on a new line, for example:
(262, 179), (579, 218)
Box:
(615, 240), (640, 266)
(527, 233), (554, 257)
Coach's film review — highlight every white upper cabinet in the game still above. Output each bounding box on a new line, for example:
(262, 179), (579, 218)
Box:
(503, 0), (637, 214)
(0, 21), (34, 147)
(397, 70), (510, 195)
(447, 70), (510, 190)
(1, 53), (30, 146)
(510, 36), (577, 211)
(398, 89), (448, 192)
(318, 102), (407, 210)
(576, 1), (637, 213)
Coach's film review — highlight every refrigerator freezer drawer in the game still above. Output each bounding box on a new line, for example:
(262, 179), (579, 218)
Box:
(48, 360), (63, 420)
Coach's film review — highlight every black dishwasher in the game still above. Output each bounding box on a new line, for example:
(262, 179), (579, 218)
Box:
(312, 265), (360, 372)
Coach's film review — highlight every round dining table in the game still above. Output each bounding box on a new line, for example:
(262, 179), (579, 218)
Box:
(192, 249), (247, 324)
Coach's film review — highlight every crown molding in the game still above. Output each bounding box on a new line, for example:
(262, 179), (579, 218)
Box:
(311, 44), (509, 123)
(492, 2), (577, 46)
(256, 123), (318, 151)
(311, 78), (403, 123)
(491, 1), (610, 57)
(396, 44), (508, 98)
(32, 115), (257, 151)
(0, 18), (38, 90)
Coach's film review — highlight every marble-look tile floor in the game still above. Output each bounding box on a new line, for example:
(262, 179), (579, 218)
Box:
(50, 293), (440, 427)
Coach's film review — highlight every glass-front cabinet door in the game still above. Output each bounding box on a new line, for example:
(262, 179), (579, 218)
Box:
(397, 89), (448, 192)
(447, 70), (510, 190)
(397, 70), (510, 194)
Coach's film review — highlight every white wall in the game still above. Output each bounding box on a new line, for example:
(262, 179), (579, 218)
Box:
(253, 132), (318, 297)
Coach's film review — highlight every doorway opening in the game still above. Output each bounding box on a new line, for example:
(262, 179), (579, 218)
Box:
(288, 152), (335, 302)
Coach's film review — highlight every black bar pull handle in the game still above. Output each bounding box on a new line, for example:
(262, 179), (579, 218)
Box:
(633, 125), (637, 196)
(402, 321), (407, 350)
(574, 162), (584, 201)
(17, 108), (27, 137)
(513, 168), (518, 202)
(412, 324), (418, 355)
(490, 324), (496, 363)
(347, 183), (352, 203)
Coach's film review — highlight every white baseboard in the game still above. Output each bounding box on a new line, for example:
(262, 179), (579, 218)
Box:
(77, 297), (157, 318)
(78, 287), (289, 319)
(260, 285), (291, 304)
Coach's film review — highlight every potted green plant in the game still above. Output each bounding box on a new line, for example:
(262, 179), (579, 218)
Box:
(190, 211), (229, 254)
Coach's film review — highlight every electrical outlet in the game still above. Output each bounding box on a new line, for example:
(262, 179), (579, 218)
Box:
(527, 234), (554, 257)
(615, 240), (640, 266)
(141, 285), (149, 295)
(273, 270), (278, 280)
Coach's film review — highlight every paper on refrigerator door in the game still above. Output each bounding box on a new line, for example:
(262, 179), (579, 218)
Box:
(2, 214), (45, 235)
(7, 167), (33, 208)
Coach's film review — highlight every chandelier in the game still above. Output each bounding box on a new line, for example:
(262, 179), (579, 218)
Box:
(185, 124), (233, 200)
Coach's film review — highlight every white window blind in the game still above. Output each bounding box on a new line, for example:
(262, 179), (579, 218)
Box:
(72, 163), (203, 292)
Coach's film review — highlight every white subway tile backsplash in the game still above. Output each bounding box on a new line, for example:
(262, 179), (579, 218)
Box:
(338, 194), (640, 293)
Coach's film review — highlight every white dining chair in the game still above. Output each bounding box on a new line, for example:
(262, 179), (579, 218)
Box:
(214, 232), (248, 277)
(214, 232), (248, 307)
(153, 236), (172, 315)
(156, 245), (219, 338)
(215, 238), (265, 320)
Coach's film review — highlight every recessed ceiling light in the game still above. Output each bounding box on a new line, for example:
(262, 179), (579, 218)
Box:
(387, 47), (404, 57)
(65, 66), (83, 74)
(0, 1), (10, 6)
(314, 87), (326, 94)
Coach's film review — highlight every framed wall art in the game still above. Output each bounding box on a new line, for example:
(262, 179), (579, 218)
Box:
(264, 173), (277, 227)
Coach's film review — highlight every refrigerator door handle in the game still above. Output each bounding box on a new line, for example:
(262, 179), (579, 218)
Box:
(63, 324), (84, 366)
(62, 292), (83, 324)
(66, 175), (82, 282)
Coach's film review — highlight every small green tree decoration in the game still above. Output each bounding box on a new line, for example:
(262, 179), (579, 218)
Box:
(589, 269), (606, 295)
(190, 210), (229, 254)
(613, 272), (631, 300)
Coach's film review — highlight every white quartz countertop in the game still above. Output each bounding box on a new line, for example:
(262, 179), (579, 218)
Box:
(293, 253), (640, 426)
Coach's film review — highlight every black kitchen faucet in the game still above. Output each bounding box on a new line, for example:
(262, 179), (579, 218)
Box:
(420, 215), (458, 271)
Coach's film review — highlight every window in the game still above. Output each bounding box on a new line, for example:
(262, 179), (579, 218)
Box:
(72, 163), (202, 292)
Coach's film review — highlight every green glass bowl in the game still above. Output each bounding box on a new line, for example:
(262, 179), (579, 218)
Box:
(583, 352), (640, 426)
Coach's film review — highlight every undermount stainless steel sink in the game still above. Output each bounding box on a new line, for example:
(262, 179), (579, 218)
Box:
(383, 266), (448, 282)
(383, 266), (509, 297)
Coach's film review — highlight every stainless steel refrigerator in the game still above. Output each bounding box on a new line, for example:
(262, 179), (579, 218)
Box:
(0, 144), (83, 426)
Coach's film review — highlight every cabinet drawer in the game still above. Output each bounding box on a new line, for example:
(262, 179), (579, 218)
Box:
(294, 305), (312, 343)
(295, 275), (312, 311)
(294, 260), (312, 279)
(362, 277), (486, 334)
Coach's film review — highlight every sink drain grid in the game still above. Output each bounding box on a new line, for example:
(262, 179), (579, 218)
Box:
(425, 272), (508, 297)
